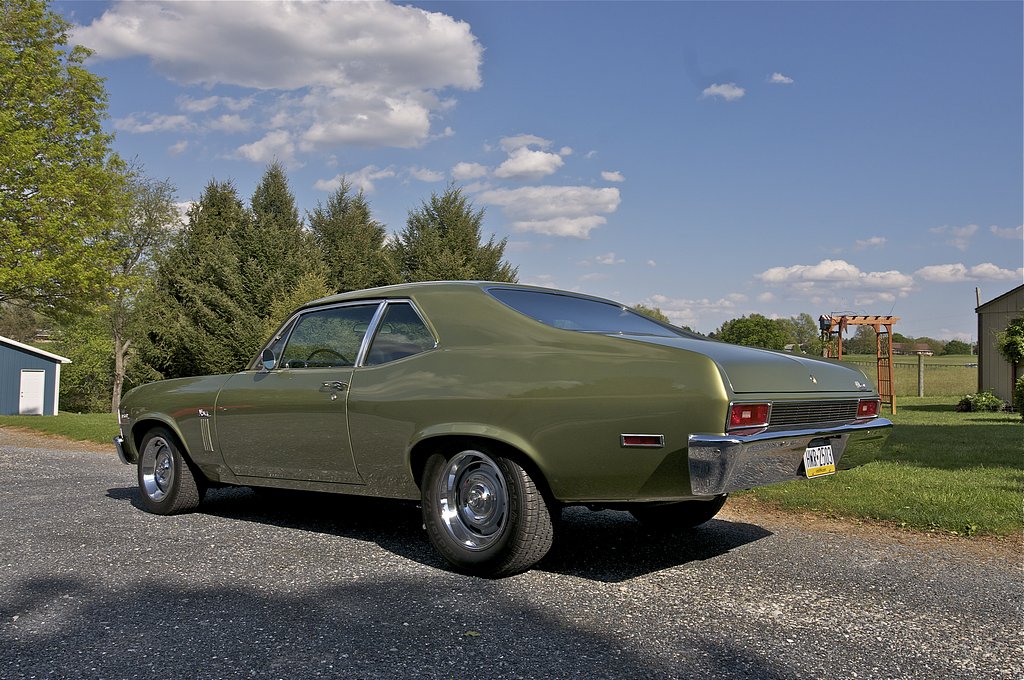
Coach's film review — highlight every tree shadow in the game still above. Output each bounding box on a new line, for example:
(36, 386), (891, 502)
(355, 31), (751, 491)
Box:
(105, 486), (772, 582)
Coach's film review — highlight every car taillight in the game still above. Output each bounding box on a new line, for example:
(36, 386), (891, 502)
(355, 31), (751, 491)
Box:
(729, 403), (770, 430)
(857, 399), (880, 418)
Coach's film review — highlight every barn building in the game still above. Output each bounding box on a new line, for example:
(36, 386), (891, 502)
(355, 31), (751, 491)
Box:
(0, 335), (71, 416)
(976, 284), (1024, 402)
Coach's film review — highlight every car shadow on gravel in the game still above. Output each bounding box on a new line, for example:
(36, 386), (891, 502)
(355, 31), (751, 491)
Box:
(105, 485), (773, 582)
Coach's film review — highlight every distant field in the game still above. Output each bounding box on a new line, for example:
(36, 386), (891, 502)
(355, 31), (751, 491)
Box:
(840, 354), (976, 397)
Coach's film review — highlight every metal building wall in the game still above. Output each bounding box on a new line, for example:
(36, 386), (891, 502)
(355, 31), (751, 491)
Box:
(977, 286), (1024, 402)
(0, 344), (58, 415)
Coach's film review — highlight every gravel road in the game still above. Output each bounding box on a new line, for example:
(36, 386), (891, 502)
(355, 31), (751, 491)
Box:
(1, 429), (1020, 679)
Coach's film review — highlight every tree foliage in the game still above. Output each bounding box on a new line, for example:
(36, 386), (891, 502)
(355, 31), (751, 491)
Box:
(631, 304), (671, 324)
(715, 314), (788, 350)
(0, 0), (125, 314)
(309, 180), (397, 292)
(392, 185), (517, 283)
(942, 339), (972, 356)
(996, 317), (1024, 366)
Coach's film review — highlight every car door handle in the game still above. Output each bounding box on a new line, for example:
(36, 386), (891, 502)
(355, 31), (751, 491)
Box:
(322, 381), (347, 392)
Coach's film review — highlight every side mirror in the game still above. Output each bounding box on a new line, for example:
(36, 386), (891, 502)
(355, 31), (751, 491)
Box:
(261, 349), (277, 371)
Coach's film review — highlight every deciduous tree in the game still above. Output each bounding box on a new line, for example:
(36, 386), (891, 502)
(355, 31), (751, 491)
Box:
(715, 314), (788, 350)
(0, 0), (125, 314)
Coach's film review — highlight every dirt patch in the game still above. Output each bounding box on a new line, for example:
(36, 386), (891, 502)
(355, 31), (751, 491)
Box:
(0, 426), (113, 455)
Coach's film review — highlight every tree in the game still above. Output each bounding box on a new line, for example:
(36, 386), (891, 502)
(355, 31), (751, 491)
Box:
(942, 339), (971, 356)
(141, 180), (261, 378)
(843, 325), (877, 355)
(631, 304), (671, 324)
(715, 314), (788, 350)
(105, 169), (179, 412)
(0, 303), (41, 343)
(309, 180), (398, 292)
(392, 184), (517, 283)
(0, 0), (126, 314)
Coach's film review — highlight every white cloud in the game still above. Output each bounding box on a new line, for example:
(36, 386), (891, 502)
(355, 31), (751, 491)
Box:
(855, 236), (887, 249)
(177, 95), (253, 113)
(915, 262), (1024, 283)
(476, 186), (621, 239)
(579, 272), (609, 282)
(559, 146), (573, 156)
(494, 147), (564, 181)
(234, 130), (298, 166)
(114, 113), (192, 133)
(644, 293), (749, 330)
(757, 259), (914, 291)
(757, 292), (776, 303)
(700, 83), (745, 101)
(768, 72), (794, 85)
(208, 114), (252, 133)
(73, 2), (482, 152)
(500, 134), (551, 152)
(990, 224), (1023, 240)
(594, 253), (624, 266)
(408, 167), (444, 182)
(601, 171), (625, 182)
(315, 165), (396, 194)
(929, 224), (979, 251)
(167, 140), (188, 156)
(646, 260), (657, 268)
(452, 162), (489, 180)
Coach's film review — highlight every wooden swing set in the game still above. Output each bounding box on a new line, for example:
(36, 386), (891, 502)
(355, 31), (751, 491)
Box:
(819, 314), (900, 413)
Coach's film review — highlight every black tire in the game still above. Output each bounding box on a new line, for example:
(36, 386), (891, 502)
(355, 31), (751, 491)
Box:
(629, 495), (728, 531)
(422, 446), (554, 577)
(137, 427), (205, 515)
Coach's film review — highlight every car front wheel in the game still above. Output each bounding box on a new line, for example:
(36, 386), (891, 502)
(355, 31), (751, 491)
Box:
(422, 447), (554, 577)
(137, 427), (204, 515)
(629, 495), (728, 530)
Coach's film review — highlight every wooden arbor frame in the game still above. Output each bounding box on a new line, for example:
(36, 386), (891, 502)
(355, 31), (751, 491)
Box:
(819, 315), (900, 413)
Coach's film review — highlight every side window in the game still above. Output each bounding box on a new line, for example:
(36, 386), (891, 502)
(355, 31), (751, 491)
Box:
(365, 302), (436, 366)
(280, 304), (379, 369)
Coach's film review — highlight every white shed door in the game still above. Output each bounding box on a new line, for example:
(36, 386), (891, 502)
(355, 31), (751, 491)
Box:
(19, 370), (46, 415)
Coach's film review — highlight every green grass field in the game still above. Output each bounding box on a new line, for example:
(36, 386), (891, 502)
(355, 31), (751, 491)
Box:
(2, 397), (1021, 537)
(841, 354), (976, 397)
(740, 396), (1023, 536)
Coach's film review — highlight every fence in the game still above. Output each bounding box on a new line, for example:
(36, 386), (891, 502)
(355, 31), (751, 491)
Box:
(845, 358), (976, 397)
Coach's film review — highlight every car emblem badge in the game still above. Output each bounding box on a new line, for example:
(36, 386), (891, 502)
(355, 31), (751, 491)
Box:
(198, 408), (211, 418)
(809, 375), (817, 384)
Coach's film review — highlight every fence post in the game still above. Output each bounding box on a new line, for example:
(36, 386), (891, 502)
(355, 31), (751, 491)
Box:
(918, 353), (925, 397)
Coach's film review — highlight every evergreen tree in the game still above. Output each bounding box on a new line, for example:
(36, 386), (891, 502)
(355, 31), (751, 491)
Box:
(309, 180), (397, 292)
(141, 180), (261, 378)
(0, 0), (126, 314)
(392, 185), (517, 283)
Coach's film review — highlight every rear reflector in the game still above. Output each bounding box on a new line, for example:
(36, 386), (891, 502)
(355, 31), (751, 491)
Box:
(857, 399), (880, 418)
(729, 403), (770, 430)
(621, 434), (665, 448)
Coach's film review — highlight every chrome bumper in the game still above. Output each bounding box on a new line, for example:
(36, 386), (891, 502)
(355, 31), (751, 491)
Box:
(113, 435), (131, 465)
(687, 418), (892, 496)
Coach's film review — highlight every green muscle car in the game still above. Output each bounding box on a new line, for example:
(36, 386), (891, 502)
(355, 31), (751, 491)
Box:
(115, 282), (892, 576)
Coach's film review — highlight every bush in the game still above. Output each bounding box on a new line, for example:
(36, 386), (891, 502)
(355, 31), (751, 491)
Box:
(955, 391), (1007, 412)
(1014, 377), (1024, 422)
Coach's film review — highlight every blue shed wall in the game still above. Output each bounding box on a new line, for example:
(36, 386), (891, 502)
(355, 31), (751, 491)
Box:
(0, 344), (59, 415)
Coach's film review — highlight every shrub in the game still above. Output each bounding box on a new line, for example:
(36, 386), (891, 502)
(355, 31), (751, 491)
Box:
(955, 391), (1007, 412)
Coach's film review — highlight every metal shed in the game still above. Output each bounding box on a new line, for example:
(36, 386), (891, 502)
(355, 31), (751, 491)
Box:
(976, 284), (1024, 402)
(0, 335), (71, 416)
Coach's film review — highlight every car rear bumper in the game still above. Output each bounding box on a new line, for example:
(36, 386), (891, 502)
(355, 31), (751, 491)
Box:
(687, 418), (893, 495)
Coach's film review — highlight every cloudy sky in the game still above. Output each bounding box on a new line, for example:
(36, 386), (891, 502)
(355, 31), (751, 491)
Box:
(58, 1), (1022, 340)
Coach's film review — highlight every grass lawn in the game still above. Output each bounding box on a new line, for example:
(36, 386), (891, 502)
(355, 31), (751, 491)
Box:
(740, 396), (1023, 536)
(0, 413), (117, 445)
(841, 354), (976, 397)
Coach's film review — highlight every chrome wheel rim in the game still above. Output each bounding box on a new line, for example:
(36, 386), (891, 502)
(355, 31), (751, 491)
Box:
(438, 451), (508, 551)
(140, 436), (174, 502)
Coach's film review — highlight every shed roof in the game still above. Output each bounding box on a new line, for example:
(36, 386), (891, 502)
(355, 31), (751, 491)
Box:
(975, 284), (1024, 312)
(0, 335), (71, 364)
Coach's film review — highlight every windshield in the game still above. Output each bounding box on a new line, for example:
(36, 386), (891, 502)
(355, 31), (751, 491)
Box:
(489, 288), (689, 338)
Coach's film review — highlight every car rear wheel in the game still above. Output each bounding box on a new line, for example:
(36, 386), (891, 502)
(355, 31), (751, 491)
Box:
(422, 447), (554, 577)
(629, 495), (727, 530)
(137, 427), (204, 515)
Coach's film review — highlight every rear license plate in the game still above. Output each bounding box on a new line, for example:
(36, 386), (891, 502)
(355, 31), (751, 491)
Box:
(803, 444), (836, 478)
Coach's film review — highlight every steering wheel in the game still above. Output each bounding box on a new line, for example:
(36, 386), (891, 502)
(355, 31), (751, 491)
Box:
(306, 348), (350, 365)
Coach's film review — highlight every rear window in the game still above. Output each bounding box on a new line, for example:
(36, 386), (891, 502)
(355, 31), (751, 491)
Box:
(489, 288), (686, 337)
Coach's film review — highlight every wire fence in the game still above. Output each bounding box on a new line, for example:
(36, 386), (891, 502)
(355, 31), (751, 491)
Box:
(845, 360), (976, 397)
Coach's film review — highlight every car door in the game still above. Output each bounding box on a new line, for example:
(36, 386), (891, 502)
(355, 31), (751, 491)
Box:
(215, 302), (382, 484)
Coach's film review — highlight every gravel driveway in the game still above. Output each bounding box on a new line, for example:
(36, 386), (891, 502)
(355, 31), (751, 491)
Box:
(1, 429), (1020, 679)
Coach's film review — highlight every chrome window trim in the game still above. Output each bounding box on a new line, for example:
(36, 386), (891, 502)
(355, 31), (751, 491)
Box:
(359, 299), (439, 367)
(252, 300), (386, 371)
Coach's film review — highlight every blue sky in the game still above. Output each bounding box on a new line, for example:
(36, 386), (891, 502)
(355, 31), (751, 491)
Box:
(56, 1), (1023, 340)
